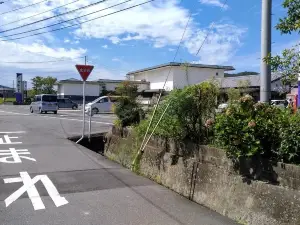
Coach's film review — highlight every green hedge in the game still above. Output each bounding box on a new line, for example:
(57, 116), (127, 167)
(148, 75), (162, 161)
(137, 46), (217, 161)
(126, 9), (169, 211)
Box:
(214, 95), (300, 164)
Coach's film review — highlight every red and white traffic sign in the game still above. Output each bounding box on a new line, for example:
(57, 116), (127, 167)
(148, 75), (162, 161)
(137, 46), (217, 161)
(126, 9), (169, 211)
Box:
(75, 65), (94, 81)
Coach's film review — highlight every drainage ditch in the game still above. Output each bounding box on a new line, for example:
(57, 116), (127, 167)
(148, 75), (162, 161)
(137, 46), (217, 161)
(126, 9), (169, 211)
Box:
(69, 133), (106, 155)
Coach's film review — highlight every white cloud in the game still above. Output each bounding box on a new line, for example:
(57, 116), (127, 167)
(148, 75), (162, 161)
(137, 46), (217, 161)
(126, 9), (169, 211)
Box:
(72, 0), (242, 63)
(102, 45), (108, 49)
(199, 0), (229, 9)
(186, 23), (247, 64)
(112, 57), (121, 62)
(0, 0), (246, 87)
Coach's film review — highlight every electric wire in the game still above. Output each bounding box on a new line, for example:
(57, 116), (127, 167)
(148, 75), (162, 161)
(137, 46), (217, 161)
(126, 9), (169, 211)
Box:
(0, 0), (145, 41)
(0, 0), (109, 33)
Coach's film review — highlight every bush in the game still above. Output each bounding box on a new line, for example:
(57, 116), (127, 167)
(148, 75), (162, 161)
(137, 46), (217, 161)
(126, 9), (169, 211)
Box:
(136, 81), (219, 143)
(214, 94), (293, 161)
(114, 81), (144, 127)
(279, 113), (300, 164)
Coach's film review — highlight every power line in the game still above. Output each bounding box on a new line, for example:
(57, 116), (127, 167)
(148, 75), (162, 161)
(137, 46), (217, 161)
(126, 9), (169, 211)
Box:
(137, 0), (191, 156)
(0, 0), (80, 27)
(0, 56), (85, 64)
(0, 0), (49, 16)
(136, 0), (229, 159)
(0, 0), (108, 34)
(0, 0), (152, 42)
(196, 0), (228, 55)
(0, 0), (132, 39)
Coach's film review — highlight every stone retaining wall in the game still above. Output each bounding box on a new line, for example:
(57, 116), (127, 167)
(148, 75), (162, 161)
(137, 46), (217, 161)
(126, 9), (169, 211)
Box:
(104, 127), (300, 225)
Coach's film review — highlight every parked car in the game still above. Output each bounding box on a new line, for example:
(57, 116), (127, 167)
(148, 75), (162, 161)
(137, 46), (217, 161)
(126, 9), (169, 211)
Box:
(271, 100), (287, 108)
(216, 103), (229, 113)
(30, 94), (58, 114)
(85, 96), (116, 115)
(57, 98), (78, 110)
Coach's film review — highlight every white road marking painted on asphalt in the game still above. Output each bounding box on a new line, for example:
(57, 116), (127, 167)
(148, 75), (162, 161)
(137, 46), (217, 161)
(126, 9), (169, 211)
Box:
(0, 131), (26, 134)
(0, 135), (22, 144)
(0, 148), (36, 163)
(4, 172), (68, 210)
(58, 110), (80, 112)
(42, 115), (113, 125)
(0, 110), (113, 125)
(0, 110), (30, 116)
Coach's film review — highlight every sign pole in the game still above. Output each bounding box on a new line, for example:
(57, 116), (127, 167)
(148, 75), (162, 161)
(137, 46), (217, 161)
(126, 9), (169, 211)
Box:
(88, 109), (92, 142)
(75, 63), (94, 144)
(76, 81), (86, 144)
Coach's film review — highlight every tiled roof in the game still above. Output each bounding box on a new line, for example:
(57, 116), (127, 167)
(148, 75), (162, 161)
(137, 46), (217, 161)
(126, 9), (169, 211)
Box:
(217, 73), (282, 88)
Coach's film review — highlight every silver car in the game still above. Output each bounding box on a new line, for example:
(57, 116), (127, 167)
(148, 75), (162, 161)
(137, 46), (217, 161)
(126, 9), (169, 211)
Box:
(30, 94), (58, 114)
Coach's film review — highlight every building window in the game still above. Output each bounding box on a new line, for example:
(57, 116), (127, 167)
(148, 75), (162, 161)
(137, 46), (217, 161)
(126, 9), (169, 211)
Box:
(216, 72), (219, 76)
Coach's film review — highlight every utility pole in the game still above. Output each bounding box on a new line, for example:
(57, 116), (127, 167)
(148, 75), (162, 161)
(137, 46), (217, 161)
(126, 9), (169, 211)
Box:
(260, 0), (272, 103)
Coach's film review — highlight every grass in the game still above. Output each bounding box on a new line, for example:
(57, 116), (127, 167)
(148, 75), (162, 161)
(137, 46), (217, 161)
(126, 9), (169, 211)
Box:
(0, 97), (15, 104)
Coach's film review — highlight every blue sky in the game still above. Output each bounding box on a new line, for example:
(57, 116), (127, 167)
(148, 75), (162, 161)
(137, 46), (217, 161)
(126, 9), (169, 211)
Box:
(0, 0), (298, 87)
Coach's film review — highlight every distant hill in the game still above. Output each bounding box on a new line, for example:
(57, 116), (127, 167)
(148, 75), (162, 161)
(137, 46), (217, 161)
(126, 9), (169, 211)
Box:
(225, 71), (259, 77)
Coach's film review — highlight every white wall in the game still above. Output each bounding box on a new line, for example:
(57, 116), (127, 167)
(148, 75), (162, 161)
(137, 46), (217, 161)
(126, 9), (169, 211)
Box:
(103, 83), (119, 92)
(133, 68), (174, 91)
(173, 67), (224, 89)
(100, 82), (149, 92)
(61, 83), (100, 96)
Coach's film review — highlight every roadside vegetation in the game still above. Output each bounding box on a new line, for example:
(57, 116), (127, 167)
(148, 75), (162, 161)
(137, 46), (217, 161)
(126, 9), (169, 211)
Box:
(113, 79), (300, 166)
(0, 97), (15, 104)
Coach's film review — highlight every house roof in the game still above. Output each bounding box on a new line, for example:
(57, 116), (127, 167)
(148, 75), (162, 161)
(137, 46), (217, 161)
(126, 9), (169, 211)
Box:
(127, 62), (235, 75)
(217, 73), (283, 88)
(96, 79), (149, 84)
(57, 78), (98, 84)
(0, 85), (14, 90)
(57, 78), (149, 85)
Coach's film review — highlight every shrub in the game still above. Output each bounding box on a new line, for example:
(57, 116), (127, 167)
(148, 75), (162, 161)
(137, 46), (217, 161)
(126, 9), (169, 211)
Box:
(227, 88), (240, 103)
(136, 81), (219, 143)
(114, 81), (144, 127)
(214, 95), (291, 160)
(279, 113), (300, 164)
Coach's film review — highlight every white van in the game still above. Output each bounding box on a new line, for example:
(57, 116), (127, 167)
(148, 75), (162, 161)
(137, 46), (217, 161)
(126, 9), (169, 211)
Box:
(30, 94), (58, 114)
(85, 96), (116, 115)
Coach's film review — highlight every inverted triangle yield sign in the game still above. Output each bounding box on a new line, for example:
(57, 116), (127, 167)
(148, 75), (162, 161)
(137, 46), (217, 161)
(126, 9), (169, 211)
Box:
(75, 64), (94, 81)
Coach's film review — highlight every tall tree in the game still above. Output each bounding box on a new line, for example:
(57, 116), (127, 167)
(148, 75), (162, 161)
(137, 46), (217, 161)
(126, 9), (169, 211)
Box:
(31, 76), (43, 95)
(31, 76), (57, 95)
(264, 0), (300, 87)
(276, 0), (300, 34)
(42, 76), (57, 94)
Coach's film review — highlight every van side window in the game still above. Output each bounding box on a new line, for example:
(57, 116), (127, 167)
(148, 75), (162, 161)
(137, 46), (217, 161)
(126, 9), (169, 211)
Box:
(35, 96), (41, 101)
(98, 98), (108, 103)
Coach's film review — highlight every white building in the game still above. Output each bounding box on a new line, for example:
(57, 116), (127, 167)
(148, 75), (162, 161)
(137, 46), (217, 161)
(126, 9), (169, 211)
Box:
(127, 62), (235, 91)
(56, 78), (149, 103)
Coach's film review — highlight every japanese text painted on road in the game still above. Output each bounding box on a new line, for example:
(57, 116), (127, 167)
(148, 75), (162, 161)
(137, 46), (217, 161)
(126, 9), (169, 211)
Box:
(0, 131), (69, 210)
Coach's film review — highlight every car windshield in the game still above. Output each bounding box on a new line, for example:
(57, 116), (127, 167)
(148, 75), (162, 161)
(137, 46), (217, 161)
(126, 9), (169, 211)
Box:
(42, 95), (57, 102)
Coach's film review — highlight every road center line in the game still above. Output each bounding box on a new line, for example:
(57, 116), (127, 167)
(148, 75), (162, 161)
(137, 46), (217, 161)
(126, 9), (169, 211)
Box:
(0, 131), (26, 134)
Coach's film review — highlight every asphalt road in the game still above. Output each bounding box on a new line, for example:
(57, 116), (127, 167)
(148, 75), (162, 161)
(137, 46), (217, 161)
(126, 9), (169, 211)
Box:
(0, 105), (238, 225)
